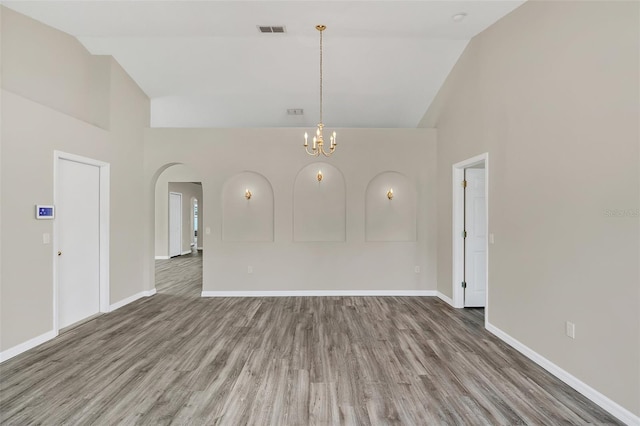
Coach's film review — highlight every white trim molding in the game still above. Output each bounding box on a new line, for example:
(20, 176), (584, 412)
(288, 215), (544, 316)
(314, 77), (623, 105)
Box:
(202, 290), (437, 298)
(452, 153), (489, 315)
(436, 292), (454, 307)
(181, 250), (192, 256)
(2, 288), (159, 363)
(0, 330), (57, 363)
(53, 151), (110, 333)
(109, 289), (157, 312)
(155, 255), (170, 260)
(486, 322), (640, 426)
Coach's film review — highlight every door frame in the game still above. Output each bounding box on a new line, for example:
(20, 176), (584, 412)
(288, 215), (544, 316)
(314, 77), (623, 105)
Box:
(191, 196), (198, 248)
(452, 153), (489, 319)
(169, 191), (183, 257)
(53, 151), (110, 334)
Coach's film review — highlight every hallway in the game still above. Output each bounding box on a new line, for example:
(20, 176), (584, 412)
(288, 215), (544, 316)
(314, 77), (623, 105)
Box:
(156, 251), (202, 298)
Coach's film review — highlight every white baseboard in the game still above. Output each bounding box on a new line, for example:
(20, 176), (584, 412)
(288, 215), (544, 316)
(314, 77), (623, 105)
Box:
(436, 291), (454, 306)
(1, 289), (159, 363)
(109, 288), (157, 312)
(0, 330), (57, 363)
(486, 322), (639, 426)
(155, 255), (169, 260)
(201, 290), (437, 298)
(181, 250), (192, 256)
(197, 247), (203, 250)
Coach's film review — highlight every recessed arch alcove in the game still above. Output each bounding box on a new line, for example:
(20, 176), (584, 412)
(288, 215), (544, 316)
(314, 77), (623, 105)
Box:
(365, 171), (416, 242)
(222, 171), (274, 242)
(293, 162), (346, 242)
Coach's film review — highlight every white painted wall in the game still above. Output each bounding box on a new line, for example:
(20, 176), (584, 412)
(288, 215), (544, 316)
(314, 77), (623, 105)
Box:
(0, 8), (4, 356)
(293, 163), (345, 242)
(365, 171), (417, 242)
(420, 0), (639, 417)
(222, 172), (273, 242)
(0, 7), (149, 352)
(1, 7), (109, 129)
(143, 128), (437, 294)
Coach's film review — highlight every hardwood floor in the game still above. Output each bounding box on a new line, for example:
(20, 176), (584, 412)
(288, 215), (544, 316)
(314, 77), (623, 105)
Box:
(0, 252), (621, 425)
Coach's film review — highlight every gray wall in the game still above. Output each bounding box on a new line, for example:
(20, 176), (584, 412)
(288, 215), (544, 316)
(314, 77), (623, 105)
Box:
(0, 7), (150, 351)
(143, 128), (437, 294)
(420, 0), (639, 416)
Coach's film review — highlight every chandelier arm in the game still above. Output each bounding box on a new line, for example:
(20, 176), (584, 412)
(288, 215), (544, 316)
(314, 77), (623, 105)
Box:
(305, 146), (320, 156)
(320, 145), (335, 157)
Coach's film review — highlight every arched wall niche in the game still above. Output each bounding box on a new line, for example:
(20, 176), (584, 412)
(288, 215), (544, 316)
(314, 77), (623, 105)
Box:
(293, 162), (346, 242)
(365, 171), (417, 242)
(222, 171), (274, 242)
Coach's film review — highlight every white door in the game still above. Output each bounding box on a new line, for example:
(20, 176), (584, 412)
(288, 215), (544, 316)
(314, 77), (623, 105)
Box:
(169, 192), (182, 257)
(58, 159), (100, 328)
(464, 168), (487, 307)
(192, 198), (198, 248)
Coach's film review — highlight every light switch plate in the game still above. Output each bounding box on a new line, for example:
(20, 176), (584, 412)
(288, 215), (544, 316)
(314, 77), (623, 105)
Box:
(566, 321), (575, 339)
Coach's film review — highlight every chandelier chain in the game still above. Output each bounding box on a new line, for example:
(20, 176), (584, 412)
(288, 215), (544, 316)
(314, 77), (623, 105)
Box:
(319, 27), (323, 125)
(302, 24), (336, 157)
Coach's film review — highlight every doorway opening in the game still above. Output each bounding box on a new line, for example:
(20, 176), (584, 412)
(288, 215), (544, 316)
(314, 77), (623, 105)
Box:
(191, 197), (199, 251)
(153, 164), (203, 297)
(452, 153), (489, 325)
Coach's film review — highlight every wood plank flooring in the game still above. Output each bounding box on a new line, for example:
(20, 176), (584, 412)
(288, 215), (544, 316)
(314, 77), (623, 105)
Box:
(0, 252), (621, 425)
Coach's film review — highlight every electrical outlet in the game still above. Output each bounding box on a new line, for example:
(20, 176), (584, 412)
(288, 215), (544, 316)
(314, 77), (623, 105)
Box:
(565, 321), (575, 339)
(489, 233), (495, 244)
(247, 266), (253, 274)
(42, 233), (50, 244)
(205, 227), (211, 235)
(414, 266), (420, 273)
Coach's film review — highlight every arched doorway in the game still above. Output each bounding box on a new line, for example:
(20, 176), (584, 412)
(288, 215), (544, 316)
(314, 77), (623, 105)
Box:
(152, 164), (203, 296)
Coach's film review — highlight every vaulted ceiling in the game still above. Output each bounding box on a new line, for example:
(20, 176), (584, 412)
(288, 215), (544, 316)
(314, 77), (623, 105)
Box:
(3, 1), (525, 128)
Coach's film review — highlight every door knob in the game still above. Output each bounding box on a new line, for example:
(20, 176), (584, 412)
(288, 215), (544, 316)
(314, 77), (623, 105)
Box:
(58, 251), (62, 256)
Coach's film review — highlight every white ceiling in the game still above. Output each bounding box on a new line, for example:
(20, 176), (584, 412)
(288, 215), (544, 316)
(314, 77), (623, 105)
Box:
(2, 1), (525, 128)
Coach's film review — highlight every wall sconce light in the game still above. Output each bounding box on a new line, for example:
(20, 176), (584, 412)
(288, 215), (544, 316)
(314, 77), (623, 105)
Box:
(317, 170), (323, 182)
(245, 189), (252, 200)
(387, 188), (394, 200)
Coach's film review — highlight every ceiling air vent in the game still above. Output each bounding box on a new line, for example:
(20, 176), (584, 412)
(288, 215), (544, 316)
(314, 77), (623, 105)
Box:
(258, 26), (286, 34)
(287, 109), (304, 116)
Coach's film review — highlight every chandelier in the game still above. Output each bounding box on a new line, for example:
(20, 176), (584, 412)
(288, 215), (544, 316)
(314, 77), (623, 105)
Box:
(304, 25), (337, 157)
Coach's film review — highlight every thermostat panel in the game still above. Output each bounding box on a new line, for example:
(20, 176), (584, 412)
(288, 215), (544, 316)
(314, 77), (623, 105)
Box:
(36, 205), (55, 219)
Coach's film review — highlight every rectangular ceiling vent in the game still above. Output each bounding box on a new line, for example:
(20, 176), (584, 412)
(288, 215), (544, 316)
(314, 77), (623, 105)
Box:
(258, 26), (286, 34)
(287, 109), (304, 116)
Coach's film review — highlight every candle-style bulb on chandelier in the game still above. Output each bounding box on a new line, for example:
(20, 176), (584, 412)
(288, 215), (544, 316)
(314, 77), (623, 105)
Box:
(304, 25), (337, 157)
